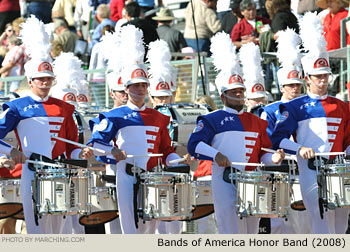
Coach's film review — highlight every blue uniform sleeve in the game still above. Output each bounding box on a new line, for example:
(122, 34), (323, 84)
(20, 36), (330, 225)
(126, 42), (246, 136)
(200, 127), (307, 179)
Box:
(259, 106), (277, 138)
(87, 112), (118, 147)
(88, 115), (117, 164)
(187, 115), (217, 161)
(0, 103), (20, 152)
(271, 103), (298, 151)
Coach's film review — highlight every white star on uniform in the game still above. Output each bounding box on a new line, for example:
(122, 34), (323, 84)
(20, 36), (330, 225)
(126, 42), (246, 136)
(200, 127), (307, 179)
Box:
(310, 102), (316, 107)
(224, 117), (229, 122)
(229, 116), (234, 121)
(275, 110), (279, 115)
(128, 114), (132, 118)
(221, 120), (224, 125)
(132, 112), (137, 117)
(34, 104), (39, 109)
(24, 107), (28, 112)
(124, 116), (127, 120)
(28, 105), (33, 109)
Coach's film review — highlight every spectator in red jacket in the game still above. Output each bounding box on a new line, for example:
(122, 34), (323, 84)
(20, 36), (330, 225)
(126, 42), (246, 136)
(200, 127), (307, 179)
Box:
(231, 0), (270, 48)
(110, 0), (125, 22)
(317, 0), (350, 51)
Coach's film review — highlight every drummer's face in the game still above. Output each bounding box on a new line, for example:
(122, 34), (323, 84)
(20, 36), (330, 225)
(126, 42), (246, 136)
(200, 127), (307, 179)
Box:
(29, 76), (54, 99)
(152, 95), (172, 105)
(221, 88), (245, 111)
(126, 82), (148, 104)
(305, 74), (329, 96)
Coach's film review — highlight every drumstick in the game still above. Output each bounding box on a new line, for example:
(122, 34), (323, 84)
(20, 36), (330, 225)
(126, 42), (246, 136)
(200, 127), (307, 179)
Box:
(26, 160), (65, 168)
(52, 136), (106, 154)
(231, 162), (265, 166)
(261, 147), (297, 160)
(169, 156), (194, 164)
(127, 153), (163, 158)
(314, 152), (346, 156)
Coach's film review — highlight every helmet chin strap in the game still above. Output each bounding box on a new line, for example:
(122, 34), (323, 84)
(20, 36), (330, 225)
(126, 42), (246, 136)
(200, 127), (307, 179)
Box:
(30, 78), (56, 89)
(223, 92), (246, 101)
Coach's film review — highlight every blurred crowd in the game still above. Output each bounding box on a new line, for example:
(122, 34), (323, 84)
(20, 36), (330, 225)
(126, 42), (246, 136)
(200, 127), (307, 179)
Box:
(0, 0), (349, 99)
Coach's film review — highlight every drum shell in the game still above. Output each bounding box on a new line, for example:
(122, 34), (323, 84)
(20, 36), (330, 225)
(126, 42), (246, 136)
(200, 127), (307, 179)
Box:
(79, 186), (118, 226)
(236, 171), (290, 218)
(318, 164), (350, 208)
(34, 168), (91, 216)
(289, 175), (306, 211)
(138, 172), (193, 221)
(191, 179), (214, 220)
(0, 179), (22, 219)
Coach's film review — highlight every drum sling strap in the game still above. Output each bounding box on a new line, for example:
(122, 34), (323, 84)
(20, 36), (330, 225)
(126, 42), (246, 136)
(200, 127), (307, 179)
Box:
(125, 163), (144, 229)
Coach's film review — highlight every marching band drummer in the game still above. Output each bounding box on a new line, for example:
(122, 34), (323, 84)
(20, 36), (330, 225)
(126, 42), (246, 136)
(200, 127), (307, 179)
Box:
(271, 12), (350, 234)
(0, 16), (93, 234)
(258, 28), (311, 234)
(88, 25), (185, 234)
(187, 33), (285, 234)
(147, 39), (187, 234)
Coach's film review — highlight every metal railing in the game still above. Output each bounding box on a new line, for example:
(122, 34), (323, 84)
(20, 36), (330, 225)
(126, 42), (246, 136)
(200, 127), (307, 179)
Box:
(0, 52), (224, 109)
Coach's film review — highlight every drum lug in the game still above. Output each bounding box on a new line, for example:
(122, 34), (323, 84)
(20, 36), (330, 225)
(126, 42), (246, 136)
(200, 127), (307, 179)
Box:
(16, 186), (20, 197)
(247, 201), (253, 215)
(172, 119), (179, 128)
(334, 193), (340, 208)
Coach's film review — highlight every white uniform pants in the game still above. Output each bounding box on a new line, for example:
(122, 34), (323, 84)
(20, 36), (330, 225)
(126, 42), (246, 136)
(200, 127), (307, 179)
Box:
(212, 166), (260, 234)
(270, 209), (311, 233)
(116, 164), (157, 234)
(156, 221), (183, 234)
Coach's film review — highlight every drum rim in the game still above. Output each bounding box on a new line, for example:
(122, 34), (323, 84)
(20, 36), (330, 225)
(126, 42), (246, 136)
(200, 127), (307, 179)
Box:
(0, 203), (23, 219)
(79, 210), (119, 226)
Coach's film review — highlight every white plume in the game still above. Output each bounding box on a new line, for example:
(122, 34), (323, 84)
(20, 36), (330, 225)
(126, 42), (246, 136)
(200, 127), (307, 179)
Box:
(119, 25), (145, 65)
(53, 52), (86, 89)
(299, 11), (327, 57)
(100, 30), (122, 73)
(20, 15), (51, 61)
(210, 32), (240, 75)
(276, 28), (302, 68)
(147, 39), (174, 82)
(239, 42), (264, 84)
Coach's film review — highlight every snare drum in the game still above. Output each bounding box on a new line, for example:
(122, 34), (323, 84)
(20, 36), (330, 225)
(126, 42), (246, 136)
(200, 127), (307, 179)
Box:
(318, 163), (350, 209)
(191, 180), (214, 220)
(138, 172), (193, 221)
(236, 171), (290, 218)
(33, 168), (91, 216)
(289, 175), (306, 211)
(0, 179), (22, 219)
(79, 172), (118, 226)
